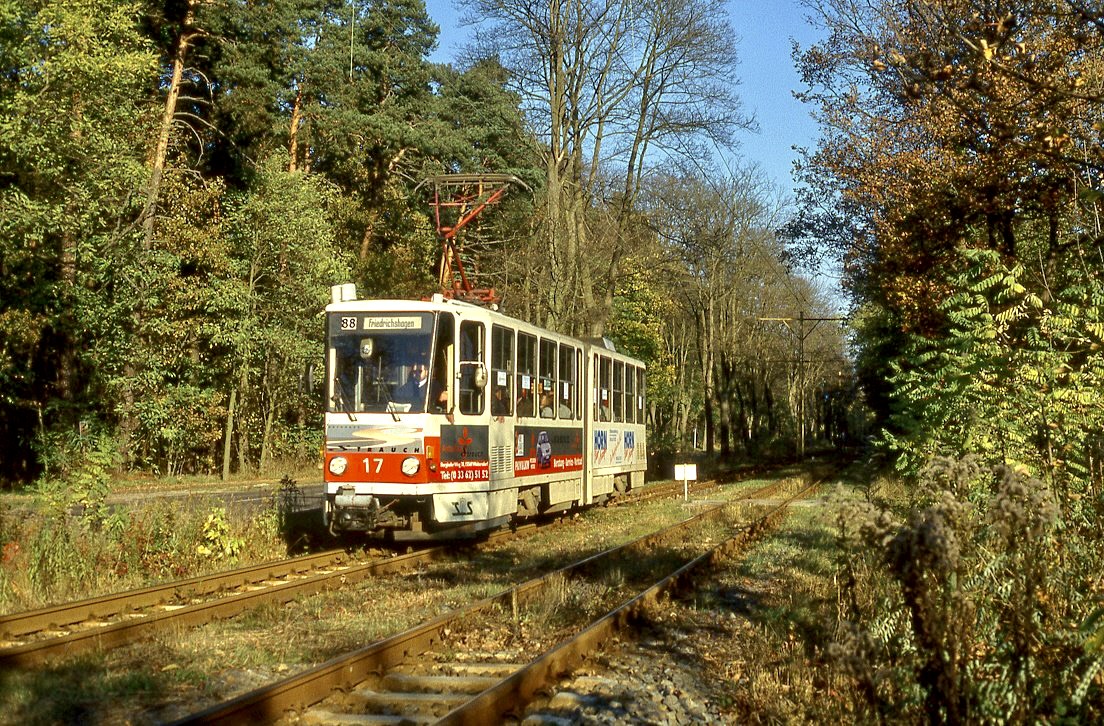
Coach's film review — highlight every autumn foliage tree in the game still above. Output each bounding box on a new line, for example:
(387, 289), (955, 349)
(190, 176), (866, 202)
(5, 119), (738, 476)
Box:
(797, 0), (1104, 322)
(795, 0), (1104, 479)
(460, 0), (749, 336)
(641, 166), (848, 461)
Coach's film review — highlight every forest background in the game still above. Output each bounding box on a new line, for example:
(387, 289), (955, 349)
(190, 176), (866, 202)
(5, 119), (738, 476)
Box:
(0, 0), (849, 490)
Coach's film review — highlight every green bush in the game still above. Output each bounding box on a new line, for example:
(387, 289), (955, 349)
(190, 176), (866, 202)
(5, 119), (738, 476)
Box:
(882, 250), (1104, 496)
(33, 423), (120, 521)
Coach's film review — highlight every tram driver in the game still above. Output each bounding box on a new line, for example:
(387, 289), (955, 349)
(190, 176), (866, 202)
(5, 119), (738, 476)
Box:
(395, 361), (448, 413)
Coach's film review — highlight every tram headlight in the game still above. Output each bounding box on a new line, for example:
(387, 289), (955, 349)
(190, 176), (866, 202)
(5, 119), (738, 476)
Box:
(401, 457), (420, 477)
(328, 456), (348, 476)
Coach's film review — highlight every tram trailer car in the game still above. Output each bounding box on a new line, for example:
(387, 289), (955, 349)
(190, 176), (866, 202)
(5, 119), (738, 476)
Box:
(323, 283), (648, 540)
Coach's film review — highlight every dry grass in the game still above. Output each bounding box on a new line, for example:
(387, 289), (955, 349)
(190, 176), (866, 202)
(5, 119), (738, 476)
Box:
(696, 496), (857, 722)
(607, 461), (1104, 725)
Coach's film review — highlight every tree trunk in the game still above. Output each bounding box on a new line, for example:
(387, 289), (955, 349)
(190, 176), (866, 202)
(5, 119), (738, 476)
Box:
(288, 86), (303, 173)
(670, 330), (692, 450)
(359, 216), (376, 264)
(543, 161), (566, 331)
(143, 2), (197, 248)
(696, 303), (716, 455)
(222, 387), (237, 481)
(260, 391), (276, 474)
(716, 357), (733, 460)
(236, 365), (251, 474)
(259, 358), (279, 473)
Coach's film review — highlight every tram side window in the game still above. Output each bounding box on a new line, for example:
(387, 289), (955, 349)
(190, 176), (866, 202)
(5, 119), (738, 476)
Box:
(558, 344), (575, 419)
(575, 349), (583, 419)
(637, 369), (646, 422)
(517, 332), (537, 417)
(625, 365), (635, 424)
(595, 356), (612, 421)
(613, 361), (625, 422)
(491, 325), (513, 416)
(592, 356), (599, 421)
(539, 338), (557, 418)
(458, 321), (484, 415)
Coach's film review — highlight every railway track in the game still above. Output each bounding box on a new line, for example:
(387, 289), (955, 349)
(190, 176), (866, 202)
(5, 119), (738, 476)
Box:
(168, 475), (815, 724)
(0, 477), (719, 670)
(0, 522), (559, 669)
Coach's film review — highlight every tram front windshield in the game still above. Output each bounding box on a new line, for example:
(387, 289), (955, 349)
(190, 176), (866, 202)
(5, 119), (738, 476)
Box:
(328, 311), (438, 414)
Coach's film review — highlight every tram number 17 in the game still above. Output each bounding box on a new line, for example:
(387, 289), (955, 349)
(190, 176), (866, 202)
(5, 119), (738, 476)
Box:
(364, 458), (384, 474)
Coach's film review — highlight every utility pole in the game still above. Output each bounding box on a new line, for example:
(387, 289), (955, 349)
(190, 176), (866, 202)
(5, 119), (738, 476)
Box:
(759, 311), (846, 458)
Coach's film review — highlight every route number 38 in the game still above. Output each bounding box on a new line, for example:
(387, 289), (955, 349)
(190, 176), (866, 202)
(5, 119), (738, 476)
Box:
(340, 316), (358, 330)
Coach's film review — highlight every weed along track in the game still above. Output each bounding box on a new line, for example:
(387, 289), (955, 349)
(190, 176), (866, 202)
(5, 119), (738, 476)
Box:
(0, 478), (714, 670)
(169, 475), (816, 725)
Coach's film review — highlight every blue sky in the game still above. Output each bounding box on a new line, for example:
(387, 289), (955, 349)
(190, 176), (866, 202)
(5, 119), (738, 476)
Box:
(422, 0), (825, 196)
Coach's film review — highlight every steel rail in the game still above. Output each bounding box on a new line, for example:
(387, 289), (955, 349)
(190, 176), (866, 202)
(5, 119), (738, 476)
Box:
(439, 478), (821, 724)
(0, 520), (557, 669)
(0, 477), (683, 649)
(171, 478), (792, 724)
(0, 548), (354, 641)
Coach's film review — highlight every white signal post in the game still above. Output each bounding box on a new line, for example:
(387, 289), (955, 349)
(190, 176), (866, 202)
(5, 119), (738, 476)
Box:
(674, 463), (697, 501)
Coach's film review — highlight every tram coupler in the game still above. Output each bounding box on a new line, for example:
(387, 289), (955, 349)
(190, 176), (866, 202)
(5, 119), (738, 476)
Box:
(328, 488), (380, 533)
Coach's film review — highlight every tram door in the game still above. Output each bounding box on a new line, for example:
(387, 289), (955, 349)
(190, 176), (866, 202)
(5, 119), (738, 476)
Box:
(456, 320), (484, 417)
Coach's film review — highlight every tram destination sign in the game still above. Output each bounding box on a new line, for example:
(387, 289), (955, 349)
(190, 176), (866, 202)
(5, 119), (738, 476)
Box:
(361, 315), (423, 330)
(331, 313), (429, 333)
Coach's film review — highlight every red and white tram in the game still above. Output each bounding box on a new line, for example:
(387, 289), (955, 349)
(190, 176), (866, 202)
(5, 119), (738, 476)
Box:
(322, 283), (648, 540)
